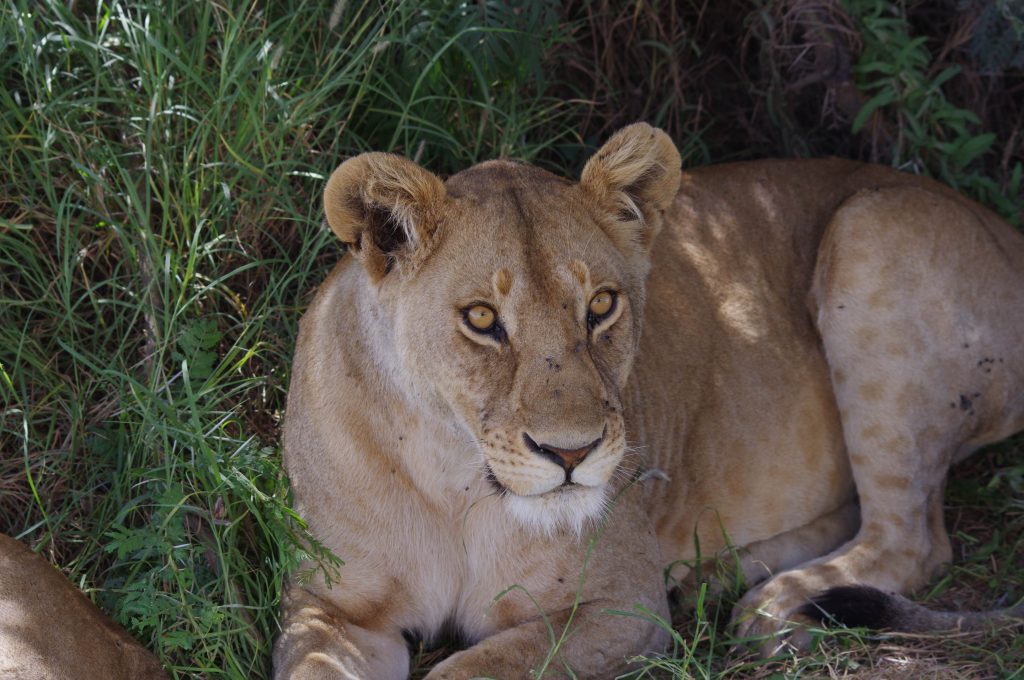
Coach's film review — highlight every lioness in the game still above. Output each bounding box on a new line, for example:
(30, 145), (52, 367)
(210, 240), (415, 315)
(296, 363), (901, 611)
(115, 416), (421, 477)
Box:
(274, 124), (1024, 679)
(0, 533), (168, 679)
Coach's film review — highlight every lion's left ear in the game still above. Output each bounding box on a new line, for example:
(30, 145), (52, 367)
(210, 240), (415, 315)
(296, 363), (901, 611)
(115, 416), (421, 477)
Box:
(580, 123), (681, 253)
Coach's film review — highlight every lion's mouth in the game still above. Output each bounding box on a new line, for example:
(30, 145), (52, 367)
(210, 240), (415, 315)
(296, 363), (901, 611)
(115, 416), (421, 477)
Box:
(501, 477), (612, 535)
(484, 461), (594, 499)
(484, 465), (507, 493)
(481, 445), (616, 533)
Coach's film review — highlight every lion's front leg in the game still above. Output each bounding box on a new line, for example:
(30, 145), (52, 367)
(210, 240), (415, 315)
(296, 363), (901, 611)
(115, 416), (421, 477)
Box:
(273, 584), (409, 680)
(426, 599), (668, 680)
(428, 481), (670, 679)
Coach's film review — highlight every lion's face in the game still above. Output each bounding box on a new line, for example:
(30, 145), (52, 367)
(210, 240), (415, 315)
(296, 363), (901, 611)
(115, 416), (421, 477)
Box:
(391, 163), (644, 531)
(323, 124), (681, 532)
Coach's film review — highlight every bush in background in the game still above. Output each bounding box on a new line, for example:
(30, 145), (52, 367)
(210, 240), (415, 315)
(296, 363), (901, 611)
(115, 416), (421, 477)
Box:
(555, 0), (1022, 223)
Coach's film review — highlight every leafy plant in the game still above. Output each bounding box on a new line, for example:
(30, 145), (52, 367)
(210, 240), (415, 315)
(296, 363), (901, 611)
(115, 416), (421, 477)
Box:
(966, 0), (1024, 73)
(847, 0), (1023, 223)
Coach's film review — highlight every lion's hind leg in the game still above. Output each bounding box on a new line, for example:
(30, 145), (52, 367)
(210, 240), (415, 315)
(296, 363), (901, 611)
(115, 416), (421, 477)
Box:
(685, 502), (860, 596)
(733, 185), (1024, 646)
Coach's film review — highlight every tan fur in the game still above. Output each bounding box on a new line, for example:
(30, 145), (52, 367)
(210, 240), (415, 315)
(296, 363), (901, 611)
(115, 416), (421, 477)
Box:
(275, 124), (1024, 678)
(0, 533), (168, 679)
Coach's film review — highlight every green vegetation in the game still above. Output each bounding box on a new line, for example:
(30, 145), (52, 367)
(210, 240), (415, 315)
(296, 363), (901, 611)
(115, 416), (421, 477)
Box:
(1, 1), (1020, 678)
(847, 0), (1023, 221)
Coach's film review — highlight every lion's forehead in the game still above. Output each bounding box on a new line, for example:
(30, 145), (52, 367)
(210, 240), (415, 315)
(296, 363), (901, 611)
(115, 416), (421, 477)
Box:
(445, 159), (571, 197)
(435, 179), (629, 298)
(445, 162), (593, 246)
(429, 232), (617, 320)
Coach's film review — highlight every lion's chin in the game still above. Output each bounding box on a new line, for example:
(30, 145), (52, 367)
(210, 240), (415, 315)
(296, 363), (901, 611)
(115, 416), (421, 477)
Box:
(503, 484), (610, 537)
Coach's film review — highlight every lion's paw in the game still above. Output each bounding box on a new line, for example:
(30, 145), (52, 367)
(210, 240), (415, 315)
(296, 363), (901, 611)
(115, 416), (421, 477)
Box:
(729, 570), (833, 657)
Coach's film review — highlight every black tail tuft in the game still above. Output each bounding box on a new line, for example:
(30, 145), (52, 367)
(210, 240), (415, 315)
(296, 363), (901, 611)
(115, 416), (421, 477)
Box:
(797, 585), (896, 629)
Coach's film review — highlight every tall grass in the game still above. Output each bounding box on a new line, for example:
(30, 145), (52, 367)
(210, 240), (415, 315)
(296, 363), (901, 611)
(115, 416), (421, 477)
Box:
(1, 1), (576, 676)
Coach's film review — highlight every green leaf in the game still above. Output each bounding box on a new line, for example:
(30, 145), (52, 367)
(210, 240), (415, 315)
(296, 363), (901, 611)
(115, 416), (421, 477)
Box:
(951, 133), (995, 168)
(852, 89), (896, 133)
(930, 65), (961, 89)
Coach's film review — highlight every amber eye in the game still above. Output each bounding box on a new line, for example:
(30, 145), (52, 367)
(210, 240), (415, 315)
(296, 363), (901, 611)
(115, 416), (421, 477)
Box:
(589, 290), (616, 317)
(464, 304), (497, 332)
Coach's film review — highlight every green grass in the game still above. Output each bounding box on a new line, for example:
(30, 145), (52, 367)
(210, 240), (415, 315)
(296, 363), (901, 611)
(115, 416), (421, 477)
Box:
(1, 1), (1021, 679)
(1, 0), (579, 675)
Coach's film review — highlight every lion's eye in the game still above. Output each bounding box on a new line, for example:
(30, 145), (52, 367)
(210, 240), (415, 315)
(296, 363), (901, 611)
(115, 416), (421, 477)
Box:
(588, 291), (616, 320)
(464, 304), (497, 332)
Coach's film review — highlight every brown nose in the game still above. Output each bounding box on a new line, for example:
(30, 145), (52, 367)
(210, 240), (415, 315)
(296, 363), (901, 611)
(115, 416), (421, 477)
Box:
(523, 433), (602, 472)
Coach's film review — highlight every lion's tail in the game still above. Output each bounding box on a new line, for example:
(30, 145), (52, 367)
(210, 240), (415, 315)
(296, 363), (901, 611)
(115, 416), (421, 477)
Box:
(798, 585), (1024, 633)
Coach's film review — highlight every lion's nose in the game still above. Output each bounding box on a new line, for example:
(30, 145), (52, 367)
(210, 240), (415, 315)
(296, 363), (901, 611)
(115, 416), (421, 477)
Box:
(523, 432), (603, 472)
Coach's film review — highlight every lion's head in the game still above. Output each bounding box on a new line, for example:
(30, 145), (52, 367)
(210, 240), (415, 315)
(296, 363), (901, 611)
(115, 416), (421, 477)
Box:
(322, 124), (681, 533)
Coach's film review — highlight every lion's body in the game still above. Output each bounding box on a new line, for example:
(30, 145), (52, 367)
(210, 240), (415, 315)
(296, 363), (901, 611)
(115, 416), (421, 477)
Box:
(635, 159), (1024, 644)
(639, 159), (1024, 572)
(0, 533), (168, 680)
(274, 127), (1024, 679)
(638, 158), (863, 562)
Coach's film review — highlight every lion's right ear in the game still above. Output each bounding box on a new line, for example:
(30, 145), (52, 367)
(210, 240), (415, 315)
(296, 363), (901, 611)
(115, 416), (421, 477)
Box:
(323, 152), (446, 281)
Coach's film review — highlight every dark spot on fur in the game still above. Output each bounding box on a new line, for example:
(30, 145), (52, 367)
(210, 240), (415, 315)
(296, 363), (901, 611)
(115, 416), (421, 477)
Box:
(798, 585), (894, 629)
(484, 467), (506, 493)
(837, 304), (845, 309)
(436, 617), (472, 651)
(558, 577), (565, 583)
(615, 207), (637, 222)
(404, 619), (471, 655)
(959, 394), (973, 411)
